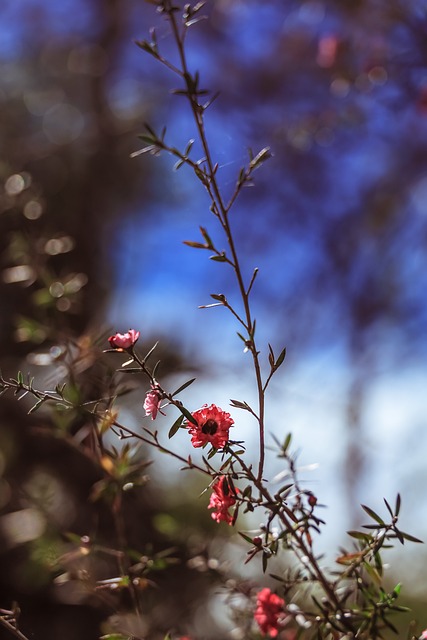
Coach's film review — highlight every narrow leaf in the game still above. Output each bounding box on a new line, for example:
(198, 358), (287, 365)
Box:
(184, 139), (195, 156)
(238, 532), (254, 545)
(275, 346), (287, 369)
(361, 504), (385, 525)
(395, 493), (401, 516)
(230, 399), (251, 412)
(143, 340), (159, 362)
(249, 146), (272, 170)
(178, 404), (197, 425)
(171, 378), (196, 396)
(28, 398), (45, 414)
(183, 240), (207, 249)
(383, 497), (394, 519)
(168, 414), (185, 439)
(262, 552), (268, 573)
(199, 226), (213, 249)
(173, 159), (185, 171)
(399, 531), (423, 544)
(282, 432), (292, 453)
(347, 530), (371, 541)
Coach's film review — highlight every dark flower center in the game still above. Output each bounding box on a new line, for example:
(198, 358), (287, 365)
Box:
(201, 418), (218, 435)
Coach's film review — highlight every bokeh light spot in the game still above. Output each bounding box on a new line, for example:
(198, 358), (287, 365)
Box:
(5, 173), (27, 196)
(368, 65), (388, 86)
(330, 77), (350, 98)
(2, 265), (35, 284)
(43, 103), (85, 144)
(44, 236), (74, 255)
(24, 200), (44, 220)
(0, 508), (46, 547)
(49, 281), (65, 298)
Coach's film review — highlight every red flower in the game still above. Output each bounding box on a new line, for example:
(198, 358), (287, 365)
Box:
(186, 404), (234, 449)
(108, 329), (140, 350)
(208, 476), (237, 525)
(144, 385), (163, 420)
(254, 588), (285, 637)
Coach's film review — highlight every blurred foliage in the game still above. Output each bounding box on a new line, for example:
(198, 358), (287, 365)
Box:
(0, 0), (427, 638)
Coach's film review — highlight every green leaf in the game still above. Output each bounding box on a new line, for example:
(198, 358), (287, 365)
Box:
(168, 414), (184, 439)
(199, 226), (213, 249)
(282, 432), (292, 453)
(398, 530), (423, 544)
(347, 530), (371, 541)
(134, 39), (158, 58)
(229, 399), (252, 412)
(269, 573), (285, 583)
(171, 378), (196, 396)
(183, 240), (207, 249)
(361, 504), (385, 525)
(382, 617), (398, 634)
(395, 493), (401, 516)
(248, 146), (272, 171)
(238, 532), (254, 545)
(138, 133), (156, 144)
(363, 561), (382, 585)
(177, 404), (197, 425)
(374, 550), (383, 575)
(262, 551), (268, 573)
(219, 455), (233, 471)
(99, 635), (130, 640)
(241, 485), (252, 498)
(394, 528), (404, 544)
(383, 497), (394, 518)
(275, 346), (287, 369)
(210, 253), (227, 262)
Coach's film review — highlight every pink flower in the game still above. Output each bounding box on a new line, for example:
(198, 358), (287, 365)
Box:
(108, 329), (140, 350)
(420, 631), (427, 640)
(254, 588), (285, 637)
(208, 476), (237, 525)
(144, 385), (163, 420)
(186, 404), (234, 449)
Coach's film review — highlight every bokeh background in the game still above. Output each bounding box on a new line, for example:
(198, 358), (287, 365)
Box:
(0, 0), (426, 638)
